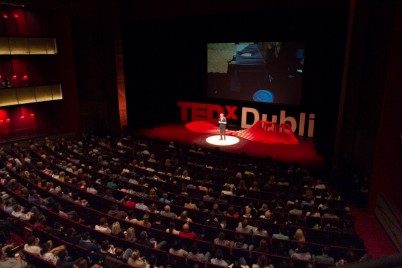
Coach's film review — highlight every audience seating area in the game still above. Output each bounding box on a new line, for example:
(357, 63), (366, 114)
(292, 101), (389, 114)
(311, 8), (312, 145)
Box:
(0, 135), (368, 268)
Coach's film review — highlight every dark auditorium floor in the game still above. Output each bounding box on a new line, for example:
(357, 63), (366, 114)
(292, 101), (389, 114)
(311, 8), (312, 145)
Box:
(135, 123), (325, 168)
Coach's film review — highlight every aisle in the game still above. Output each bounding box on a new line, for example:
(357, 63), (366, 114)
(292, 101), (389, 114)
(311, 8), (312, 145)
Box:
(352, 207), (398, 258)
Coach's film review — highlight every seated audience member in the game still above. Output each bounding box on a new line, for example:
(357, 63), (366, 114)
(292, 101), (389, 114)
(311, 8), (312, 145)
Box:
(79, 232), (101, 251)
(56, 249), (75, 267)
(95, 217), (112, 234)
(152, 214), (166, 231)
(203, 188), (215, 202)
(111, 221), (124, 237)
(226, 206), (240, 218)
(288, 202), (303, 216)
(293, 228), (306, 243)
(211, 203), (224, 216)
(135, 198), (149, 211)
(221, 185), (234, 196)
(256, 238), (270, 254)
(127, 249), (148, 268)
(161, 205), (177, 218)
(184, 198), (198, 210)
(252, 254), (274, 268)
(214, 231), (232, 247)
(169, 239), (188, 257)
(125, 210), (138, 223)
(166, 220), (180, 235)
(41, 241), (66, 265)
(108, 204), (128, 219)
(259, 209), (273, 222)
(289, 243), (312, 261)
(216, 193), (228, 205)
(122, 195), (136, 208)
(24, 236), (41, 256)
(11, 204), (33, 221)
(137, 230), (166, 249)
(272, 225), (290, 240)
(204, 212), (222, 229)
(187, 242), (210, 262)
(313, 246), (335, 265)
(159, 192), (172, 204)
(137, 213), (152, 227)
(258, 203), (269, 215)
(148, 188), (159, 200)
(253, 222), (268, 238)
(236, 219), (255, 234)
(178, 210), (192, 223)
(210, 249), (229, 266)
(0, 242), (27, 268)
(148, 203), (160, 214)
(243, 206), (254, 219)
(179, 223), (198, 240)
(233, 234), (253, 251)
(124, 227), (137, 243)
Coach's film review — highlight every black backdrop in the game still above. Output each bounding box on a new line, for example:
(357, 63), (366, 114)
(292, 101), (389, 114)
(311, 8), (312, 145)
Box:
(122, 3), (349, 157)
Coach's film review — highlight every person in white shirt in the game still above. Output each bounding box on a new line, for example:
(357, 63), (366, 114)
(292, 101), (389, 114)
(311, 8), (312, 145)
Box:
(210, 249), (229, 266)
(11, 204), (33, 221)
(24, 236), (41, 256)
(41, 241), (66, 265)
(95, 217), (111, 234)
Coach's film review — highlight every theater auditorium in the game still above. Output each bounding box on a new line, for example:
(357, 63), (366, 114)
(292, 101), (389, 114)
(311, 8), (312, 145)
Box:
(0, 0), (401, 267)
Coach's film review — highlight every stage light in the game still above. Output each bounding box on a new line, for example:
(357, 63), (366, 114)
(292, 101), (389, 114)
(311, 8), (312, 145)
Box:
(22, 75), (28, 80)
(20, 115), (25, 119)
(30, 113), (34, 117)
(2, 14), (8, 19)
(6, 118), (10, 122)
(206, 135), (240, 146)
(0, 120), (3, 124)
(13, 13), (18, 18)
(12, 75), (17, 79)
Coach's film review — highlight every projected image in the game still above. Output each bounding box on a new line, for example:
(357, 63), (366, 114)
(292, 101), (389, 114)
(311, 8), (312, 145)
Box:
(207, 42), (304, 105)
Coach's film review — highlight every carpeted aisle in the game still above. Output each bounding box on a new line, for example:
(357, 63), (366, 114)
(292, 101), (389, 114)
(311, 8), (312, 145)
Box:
(352, 207), (398, 258)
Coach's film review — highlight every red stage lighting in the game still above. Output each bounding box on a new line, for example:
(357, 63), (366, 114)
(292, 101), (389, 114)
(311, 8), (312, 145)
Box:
(12, 75), (17, 80)
(22, 75), (28, 80)
(2, 14), (8, 19)
(30, 113), (35, 117)
(0, 120), (3, 124)
(20, 115), (25, 119)
(6, 118), (10, 122)
(13, 13), (19, 18)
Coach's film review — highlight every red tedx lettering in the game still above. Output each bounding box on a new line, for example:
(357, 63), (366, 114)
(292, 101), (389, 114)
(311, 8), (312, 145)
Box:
(177, 101), (191, 121)
(191, 103), (207, 121)
(225, 105), (238, 120)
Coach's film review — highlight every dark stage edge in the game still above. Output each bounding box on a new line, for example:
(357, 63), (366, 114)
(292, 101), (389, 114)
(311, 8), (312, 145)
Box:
(135, 123), (325, 168)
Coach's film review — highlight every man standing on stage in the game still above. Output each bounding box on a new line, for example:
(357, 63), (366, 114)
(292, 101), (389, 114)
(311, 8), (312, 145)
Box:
(218, 113), (227, 140)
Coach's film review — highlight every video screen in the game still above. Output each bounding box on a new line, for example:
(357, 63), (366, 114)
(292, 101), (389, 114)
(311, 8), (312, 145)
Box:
(207, 42), (304, 105)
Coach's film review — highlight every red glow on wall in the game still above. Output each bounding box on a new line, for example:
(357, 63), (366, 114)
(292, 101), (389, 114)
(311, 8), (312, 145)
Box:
(12, 75), (17, 80)
(6, 118), (10, 122)
(20, 115), (25, 119)
(0, 120), (3, 124)
(0, 110), (7, 119)
(22, 75), (28, 80)
(30, 113), (35, 118)
(2, 14), (8, 19)
(13, 13), (19, 19)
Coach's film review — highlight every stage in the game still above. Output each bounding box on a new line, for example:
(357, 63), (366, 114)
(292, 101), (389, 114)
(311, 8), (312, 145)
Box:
(135, 123), (325, 168)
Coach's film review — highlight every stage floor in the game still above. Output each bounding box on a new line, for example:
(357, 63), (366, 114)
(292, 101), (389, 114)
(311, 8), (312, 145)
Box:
(135, 123), (325, 168)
